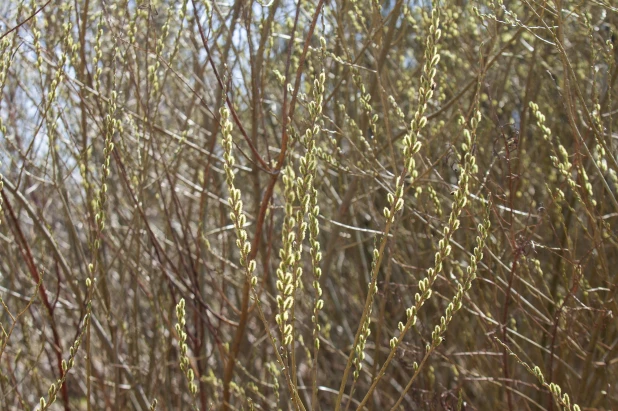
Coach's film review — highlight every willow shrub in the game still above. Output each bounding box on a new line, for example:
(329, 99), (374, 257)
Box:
(0, 0), (617, 409)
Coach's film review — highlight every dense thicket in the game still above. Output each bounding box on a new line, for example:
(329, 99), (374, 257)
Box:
(1, 0), (617, 409)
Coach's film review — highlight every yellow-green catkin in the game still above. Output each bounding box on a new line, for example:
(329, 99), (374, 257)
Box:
(284, 69), (327, 344)
(339, 103), (373, 156)
(266, 361), (281, 408)
(148, 0), (184, 103)
(38, 45), (121, 411)
(386, 109), (484, 410)
(220, 108), (287, 394)
(296, 72), (326, 297)
(29, 0), (43, 72)
(93, 52), (120, 254)
(219, 107), (258, 279)
(351, 70), (378, 148)
(92, 13), (104, 95)
(351, 5), (443, 384)
(390, 109), (481, 353)
(158, 0), (189, 95)
(42, 4), (74, 168)
(37, 306), (92, 411)
(430, 200), (490, 347)
(530, 102), (596, 206)
(427, 185), (443, 217)
(175, 298), (199, 402)
(0, 37), (12, 136)
(275, 165), (297, 346)
(496, 340), (581, 411)
(305, 70), (326, 350)
(347, 0), (367, 32)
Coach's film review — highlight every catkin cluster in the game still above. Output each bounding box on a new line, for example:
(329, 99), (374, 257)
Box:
(431, 200), (491, 347)
(334, 8), (446, 395)
(37, 308), (92, 411)
(391, 110), (481, 352)
(0, 37), (11, 136)
(530, 101), (596, 206)
(355, 5), (443, 382)
(38, 46), (121, 411)
(496, 340), (582, 411)
(305, 73), (327, 350)
(220, 106), (257, 277)
(275, 166), (298, 346)
(175, 298), (198, 399)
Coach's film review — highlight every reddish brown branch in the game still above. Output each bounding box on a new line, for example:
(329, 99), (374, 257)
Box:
(1, 192), (70, 411)
(0, 0), (52, 41)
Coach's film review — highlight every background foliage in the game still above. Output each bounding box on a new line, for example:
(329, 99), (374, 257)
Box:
(0, 0), (617, 409)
